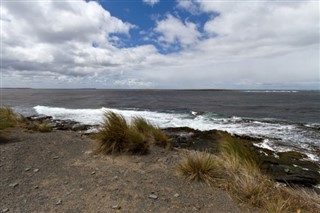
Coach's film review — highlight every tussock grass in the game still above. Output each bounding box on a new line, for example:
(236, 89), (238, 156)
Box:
(95, 112), (149, 155)
(219, 134), (260, 171)
(176, 151), (222, 185)
(176, 135), (320, 212)
(0, 107), (18, 130)
(36, 121), (52, 133)
(132, 117), (170, 149)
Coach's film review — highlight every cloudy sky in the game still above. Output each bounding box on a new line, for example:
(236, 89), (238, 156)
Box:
(1, 0), (319, 89)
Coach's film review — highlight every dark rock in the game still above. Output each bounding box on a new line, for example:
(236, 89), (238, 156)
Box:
(71, 124), (91, 131)
(278, 151), (308, 161)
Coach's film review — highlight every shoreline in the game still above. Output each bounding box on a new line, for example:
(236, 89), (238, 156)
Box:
(1, 114), (320, 212)
(23, 116), (320, 188)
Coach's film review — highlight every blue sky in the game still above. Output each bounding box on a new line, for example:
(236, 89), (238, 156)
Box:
(1, 0), (319, 89)
(99, 0), (213, 54)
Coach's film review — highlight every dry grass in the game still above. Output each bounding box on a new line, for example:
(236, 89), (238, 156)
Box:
(0, 107), (18, 130)
(36, 121), (52, 133)
(95, 112), (149, 155)
(176, 151), (222, 186)
(176, 135), (320, 212)
(132, 117), (170, 149)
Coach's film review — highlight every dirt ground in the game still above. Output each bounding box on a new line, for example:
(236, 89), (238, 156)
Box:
(0, 128), (245, 213)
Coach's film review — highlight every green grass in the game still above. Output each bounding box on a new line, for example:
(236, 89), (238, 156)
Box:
(176, 151), (222, 185)
(176, 135), (320, 212)
(132, 117), (170, 149)
(36, 121), (52, 133)
(95, 112), (149, 155)
(0, 107), (17, 130)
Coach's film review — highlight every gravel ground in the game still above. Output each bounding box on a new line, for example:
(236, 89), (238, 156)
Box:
(0, 128), (245, 213)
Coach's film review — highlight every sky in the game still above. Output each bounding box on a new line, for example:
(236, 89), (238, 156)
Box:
(1, 0), (319, 89)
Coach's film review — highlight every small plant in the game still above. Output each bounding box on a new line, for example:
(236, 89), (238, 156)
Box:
(176, 151), (221, 185)
(95, 112), (149, 155)
(36, 121), (52, 133)
(0, 107), (17, 130)
(132, 117), (170, 149)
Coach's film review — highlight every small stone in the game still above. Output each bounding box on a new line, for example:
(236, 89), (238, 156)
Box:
(174, 193), (180, 198)
(55, 200), (62, 205)
(53, 156), (59, 159)
(113, 176), (118, 180)
(2, 208), (9, 212)
(148, 194), (158, 200)
(79, 188), (83, 191)
(91, 171), (96, 175)
(112, 205), (121, 209)
(9, 183), (18, 187)
(34, 185), (39, 189)
(33, 169), (40, 173)
(24, 168), (31, 172)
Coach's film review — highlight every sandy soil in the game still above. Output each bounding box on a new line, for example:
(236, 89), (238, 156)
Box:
(0, 128), (245, 213)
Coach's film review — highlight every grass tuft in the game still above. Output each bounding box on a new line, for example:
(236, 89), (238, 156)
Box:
(132, 117), (170, 149)
(95, 112), (149, 155)
(36, 121), (52, 133)
(176, 151), (221, 185)
(0, 107), (17, 130)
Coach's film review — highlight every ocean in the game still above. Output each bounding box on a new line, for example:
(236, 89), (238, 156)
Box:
(2, 89), (320, 160)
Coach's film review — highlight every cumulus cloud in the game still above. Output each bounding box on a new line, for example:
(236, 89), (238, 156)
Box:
(1, 0), (157, 88)
(155, 14), (200, 47)
(1, 0), (319, 89)
(143, 0), (160, 6)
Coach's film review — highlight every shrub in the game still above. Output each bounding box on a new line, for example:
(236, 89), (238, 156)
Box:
(95, 112), (149, 155)
(176, 151), (221, 185)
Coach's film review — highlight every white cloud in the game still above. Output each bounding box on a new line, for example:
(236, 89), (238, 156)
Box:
(155, 14), (200, 47)
(1, 0), (157, 88)
(1, 0), (319, 89)
(143, 0), (160, 6)
(176, 0), (200, 14)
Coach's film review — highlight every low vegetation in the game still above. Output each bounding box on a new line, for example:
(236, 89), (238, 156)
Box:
(176, 151), (222, 186)
(177, 135), (320, 212)
(0, 107), (21, 130)
(95, 112), (169, 155)
(132, 117), (170, 149)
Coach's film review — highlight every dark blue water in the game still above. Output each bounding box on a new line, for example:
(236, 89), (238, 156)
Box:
(2, 89), (319, 124)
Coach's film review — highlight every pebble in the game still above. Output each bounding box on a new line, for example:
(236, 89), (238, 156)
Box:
(53, 156), (59, 159)
(33, 169), (40, 173)
(24, 168), (31, 172)
(148, 194), (158, 200)
(111, 205), (121, 209)
(9, 183), (19, 188)
(174, 193), (180, 198)
(91, 171), (96, 175)
(34, 185), (39, 189)
(55, 200), (62, 205)
(2, 208), (9, 212)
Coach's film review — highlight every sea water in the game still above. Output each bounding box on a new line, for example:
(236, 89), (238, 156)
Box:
(2, 89), (320, 160)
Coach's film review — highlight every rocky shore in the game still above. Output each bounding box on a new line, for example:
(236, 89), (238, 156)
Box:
(26, 115), (320, 189)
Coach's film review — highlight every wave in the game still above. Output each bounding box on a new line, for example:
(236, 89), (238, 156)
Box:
(33, 105), (320, 161)
(243, 90), (298, 93)
(34, 105), (319, 144)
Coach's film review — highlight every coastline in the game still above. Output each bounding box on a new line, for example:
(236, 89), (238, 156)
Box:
(1, 115), (320, 212)
(0, 128), (242, 213)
